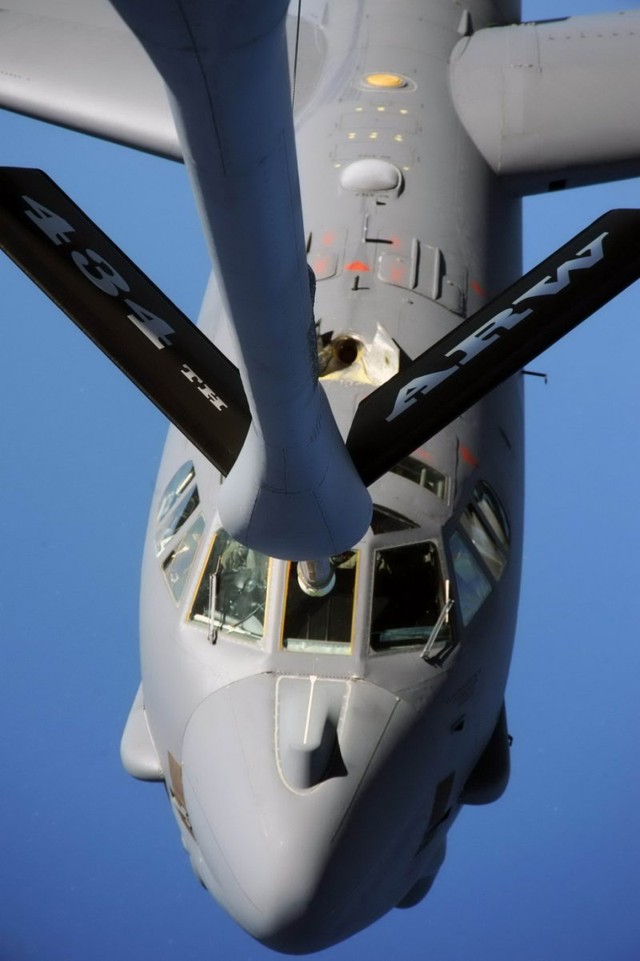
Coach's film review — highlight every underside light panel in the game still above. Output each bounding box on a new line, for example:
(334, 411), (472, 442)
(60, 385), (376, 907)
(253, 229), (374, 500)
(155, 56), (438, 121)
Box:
(364, 73), (408, 89)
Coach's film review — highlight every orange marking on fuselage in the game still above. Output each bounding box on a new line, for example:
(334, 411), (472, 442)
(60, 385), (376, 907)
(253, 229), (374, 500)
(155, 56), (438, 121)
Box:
(460, 445), (479, 467)
(470, 278), (487, 299)
(345, 260), (370, 272)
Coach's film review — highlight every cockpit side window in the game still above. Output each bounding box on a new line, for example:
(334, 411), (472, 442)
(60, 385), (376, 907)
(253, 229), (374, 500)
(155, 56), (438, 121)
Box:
(370, 541), (452, 656)
(282, 552), (358, 654)
(473, 482), (510, 548)
(460, 505), (506, 580)
(190, 530), (269, 642)
(447, 484), (509, 626)
(155, 461), (200, 556)
(449, 530), (491, 625)
(157, 462), (196, 523)
(459, 481), (510, 582)
(390, 454), (449, 501)
(370, 505), (418, 534)
(156, 485), (200, 556)
(156, 462), (206, 603)
(162, 516), (206, 603)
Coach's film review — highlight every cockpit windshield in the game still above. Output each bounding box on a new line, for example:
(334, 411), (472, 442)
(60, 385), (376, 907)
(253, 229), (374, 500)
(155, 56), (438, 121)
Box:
(282, 551), (358, 654)
(370, 541), (453, 659)
(190, 530), (269, 641)
(187, 525), (456, 663)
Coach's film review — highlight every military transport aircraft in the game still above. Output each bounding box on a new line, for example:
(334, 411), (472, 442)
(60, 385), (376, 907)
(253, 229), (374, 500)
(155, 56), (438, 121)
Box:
(1, 0), (640, 958)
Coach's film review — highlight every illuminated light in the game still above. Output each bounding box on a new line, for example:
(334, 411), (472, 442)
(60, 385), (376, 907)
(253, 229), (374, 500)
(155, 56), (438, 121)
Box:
(364, 73), (407, 89)
(402, 165), (411, 171)
(348, 131), (357, 140)
(377, 106), (386, 112)
(355, 106), (364, 112)
(394, 134), (404, 142)
(399, 108), (409, 115)
(368, 131), (378, 140)
(345, 260), (370, 272)
(333, 163), (342, 168)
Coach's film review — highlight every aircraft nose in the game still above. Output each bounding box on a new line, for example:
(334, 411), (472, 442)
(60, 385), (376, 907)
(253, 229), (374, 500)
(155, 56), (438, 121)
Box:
(180, 672), (411, 952)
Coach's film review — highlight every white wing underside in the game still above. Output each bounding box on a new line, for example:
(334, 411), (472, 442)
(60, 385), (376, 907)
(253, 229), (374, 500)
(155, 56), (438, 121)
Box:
(0, 0), (325, 163)
(0, 0), (179, 159)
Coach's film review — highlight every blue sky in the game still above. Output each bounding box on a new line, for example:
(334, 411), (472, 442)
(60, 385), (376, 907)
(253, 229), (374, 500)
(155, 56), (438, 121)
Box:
(1, 2), (639, 959)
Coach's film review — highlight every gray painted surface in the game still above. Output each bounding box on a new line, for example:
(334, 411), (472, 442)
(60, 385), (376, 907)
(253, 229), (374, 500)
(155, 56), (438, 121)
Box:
(0, 1), (178, 158)
(1, 0), (639, 954)
(451, 11), (640, 192)
(127, 0), (526, 949)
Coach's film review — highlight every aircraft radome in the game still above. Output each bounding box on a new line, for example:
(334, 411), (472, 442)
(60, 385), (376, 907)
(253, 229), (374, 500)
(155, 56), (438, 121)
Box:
(1, 0), (639, 959)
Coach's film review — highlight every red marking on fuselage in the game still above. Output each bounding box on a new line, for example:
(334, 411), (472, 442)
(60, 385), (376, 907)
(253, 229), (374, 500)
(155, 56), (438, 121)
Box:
(460, 445), (479, 467)
(470, 278), (487, 299)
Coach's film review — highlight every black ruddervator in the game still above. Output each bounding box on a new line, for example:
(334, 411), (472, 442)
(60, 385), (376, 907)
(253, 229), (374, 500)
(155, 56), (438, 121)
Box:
(0, 167), (250, 475)
(1, 167), (640, 485)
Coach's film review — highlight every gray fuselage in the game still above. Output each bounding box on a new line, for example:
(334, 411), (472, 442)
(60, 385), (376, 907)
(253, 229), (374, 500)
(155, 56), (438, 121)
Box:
(128, 0), (525, 952)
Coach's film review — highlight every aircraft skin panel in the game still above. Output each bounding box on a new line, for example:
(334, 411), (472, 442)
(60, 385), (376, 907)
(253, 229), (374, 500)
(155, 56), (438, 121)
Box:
(0, 2), (180, 159)
(450, 11), (640, 194)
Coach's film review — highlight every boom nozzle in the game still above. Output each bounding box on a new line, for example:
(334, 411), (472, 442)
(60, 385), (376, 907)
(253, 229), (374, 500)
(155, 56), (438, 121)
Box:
(297, 558), (336, 597)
